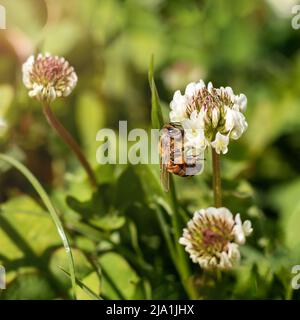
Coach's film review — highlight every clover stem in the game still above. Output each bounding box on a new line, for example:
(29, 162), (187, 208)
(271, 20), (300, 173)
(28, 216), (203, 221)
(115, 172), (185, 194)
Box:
(43, 103), (97, 189)
(211, 148), (222, 207)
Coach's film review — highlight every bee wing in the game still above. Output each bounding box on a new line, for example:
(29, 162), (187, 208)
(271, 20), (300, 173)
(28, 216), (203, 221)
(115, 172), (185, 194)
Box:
(160, 163), (170, 192)
(159, 128), (172, 192)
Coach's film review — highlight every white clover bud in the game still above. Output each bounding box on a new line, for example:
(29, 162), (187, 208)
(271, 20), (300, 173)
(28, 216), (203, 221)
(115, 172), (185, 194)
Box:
(22, 53), (78, 104)
(211, 107), (220, 128)
(179, 207), (252, 270)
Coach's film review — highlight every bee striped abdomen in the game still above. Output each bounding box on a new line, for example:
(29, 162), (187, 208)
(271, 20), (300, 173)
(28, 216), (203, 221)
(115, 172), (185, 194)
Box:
(159, 123), (204, 191)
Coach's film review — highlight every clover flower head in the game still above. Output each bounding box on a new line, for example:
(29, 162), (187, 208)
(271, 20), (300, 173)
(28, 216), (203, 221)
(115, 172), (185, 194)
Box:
(169, 80), (248, 154)
(22, 53), (78, 103)
(179, 207), (252, 270)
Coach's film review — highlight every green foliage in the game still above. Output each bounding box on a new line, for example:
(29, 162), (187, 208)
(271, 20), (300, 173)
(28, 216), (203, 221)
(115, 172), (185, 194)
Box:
(1, 0), (300, 300)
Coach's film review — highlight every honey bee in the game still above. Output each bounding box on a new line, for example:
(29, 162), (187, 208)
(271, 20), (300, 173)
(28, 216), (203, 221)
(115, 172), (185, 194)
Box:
(159, 123), (204, 192)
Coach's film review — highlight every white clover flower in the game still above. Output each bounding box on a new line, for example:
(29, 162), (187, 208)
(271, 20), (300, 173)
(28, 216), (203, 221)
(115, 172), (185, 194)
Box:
(22, 53), (78, 103)
(211, 132), (229, 154)
(179, 207), (252, 270)
(169, 80), (248, 154)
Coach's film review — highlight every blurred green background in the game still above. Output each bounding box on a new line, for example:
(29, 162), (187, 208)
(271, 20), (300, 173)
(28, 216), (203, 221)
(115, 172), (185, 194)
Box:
(1, 0), (300, 299)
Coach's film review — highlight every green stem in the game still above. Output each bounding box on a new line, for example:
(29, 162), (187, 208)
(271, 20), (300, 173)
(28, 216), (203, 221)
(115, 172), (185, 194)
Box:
(0, 154), (77, 299)
(211, 148), (222, 207)
(155, 205), (197, 299)
(43, 103), (97, 189)
(169, 176), (198, 299)
(155, 206), (177, 265)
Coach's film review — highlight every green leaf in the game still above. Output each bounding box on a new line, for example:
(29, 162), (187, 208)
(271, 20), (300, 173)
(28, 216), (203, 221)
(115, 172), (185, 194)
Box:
(148, 55), (164, 129)
(2, 272), (56, 300)
(0, 196), (61, 260)
(99, 252), (140, 299)
(0, 154), (77, 299)
(75, 272), (101, 300)
(90, 214), (126, 231)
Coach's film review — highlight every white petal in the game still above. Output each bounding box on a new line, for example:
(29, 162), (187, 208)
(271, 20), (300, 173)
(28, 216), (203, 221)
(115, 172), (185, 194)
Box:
(225, 108), (248, 140)
(185, 82), (197, 97)
(22, 55), (35, 88)
(235, 93), (247, 113)
(207, 81), (213, 93)
(234, 213), (246, 245)
(169, 90), (188, 122)
(171, 90), (182, 105)
(196, 80), (205, 91)
(243, 220), (253, 236)
(211, 108), (220, 128)
(215, 207), (234, 221)
(225, 108), (235, 131)
(211, 132), (229, 154)
(48, 87), (57, 102)
(225, 86), (234, 99)
(190, 110), (198, 121)
(63, 87), (71, 97)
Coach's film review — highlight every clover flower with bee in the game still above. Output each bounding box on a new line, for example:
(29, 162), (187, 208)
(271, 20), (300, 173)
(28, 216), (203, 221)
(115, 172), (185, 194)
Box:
(22, 53), (96, 188)
(169, 80), (248, 155)
(163, 80), (248, 205)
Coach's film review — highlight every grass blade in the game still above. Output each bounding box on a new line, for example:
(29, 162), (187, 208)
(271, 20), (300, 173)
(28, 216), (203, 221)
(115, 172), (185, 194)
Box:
(59, 267), (102, 300)
(0, 153), (77, 299)
(148, 55), (164, 129)
(155, 205), (177, 264)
